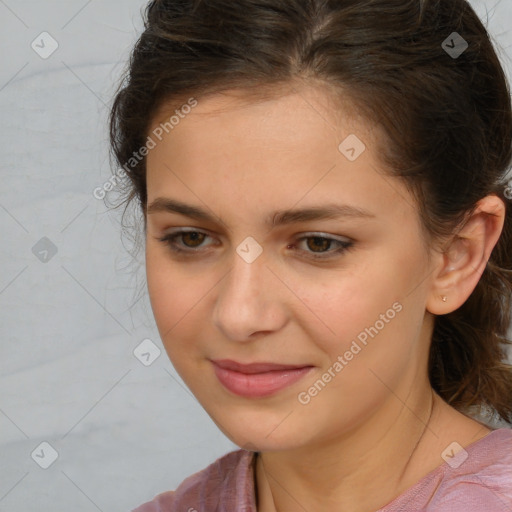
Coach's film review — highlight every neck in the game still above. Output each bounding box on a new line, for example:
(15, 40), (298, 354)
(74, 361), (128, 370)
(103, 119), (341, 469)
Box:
(256, 384), (439, 512)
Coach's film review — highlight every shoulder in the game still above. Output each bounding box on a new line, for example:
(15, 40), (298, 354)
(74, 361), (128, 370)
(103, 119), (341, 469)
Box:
(131, 448), (257, 512)
(428, 428), (512, 511)
(380, 428), (512, 512)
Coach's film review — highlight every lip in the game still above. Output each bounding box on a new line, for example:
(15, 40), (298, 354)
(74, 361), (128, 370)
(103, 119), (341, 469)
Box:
(211, 359), (314, 398)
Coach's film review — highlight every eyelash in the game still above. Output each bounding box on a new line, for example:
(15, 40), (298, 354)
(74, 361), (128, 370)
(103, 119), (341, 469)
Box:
(157, 229), (354, 260)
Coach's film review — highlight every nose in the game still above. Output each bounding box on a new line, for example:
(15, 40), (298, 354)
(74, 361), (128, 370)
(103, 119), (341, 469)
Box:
(212, 246), (288, 342)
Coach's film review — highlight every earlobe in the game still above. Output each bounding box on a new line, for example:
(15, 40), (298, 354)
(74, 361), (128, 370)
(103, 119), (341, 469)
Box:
(426, 236), (473, 315)
(426, 195), (506, 316)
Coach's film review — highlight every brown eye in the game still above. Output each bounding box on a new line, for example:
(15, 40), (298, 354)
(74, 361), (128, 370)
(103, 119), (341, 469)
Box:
(158, 230), (214, 254)
(291, 233), (354, 260)
(181, 232), (206, 248)
(306, 237), (332, 253)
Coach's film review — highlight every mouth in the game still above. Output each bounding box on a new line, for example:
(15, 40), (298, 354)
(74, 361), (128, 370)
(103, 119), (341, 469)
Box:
(210, 359), (314, 398)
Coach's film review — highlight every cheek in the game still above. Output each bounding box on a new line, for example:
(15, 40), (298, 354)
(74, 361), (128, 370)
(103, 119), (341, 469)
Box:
(292, 253), (413, 349)
(291, 247), (427, 384)
(145, 246), (210, 354)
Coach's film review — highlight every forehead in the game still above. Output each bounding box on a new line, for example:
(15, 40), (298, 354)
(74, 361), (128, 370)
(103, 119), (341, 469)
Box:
(149, 81), (377, 150)
(144, 84), (417, 230)
(147, 84), (378, 175)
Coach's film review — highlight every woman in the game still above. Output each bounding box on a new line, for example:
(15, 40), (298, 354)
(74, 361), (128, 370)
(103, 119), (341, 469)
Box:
(109, 0), (512, 510)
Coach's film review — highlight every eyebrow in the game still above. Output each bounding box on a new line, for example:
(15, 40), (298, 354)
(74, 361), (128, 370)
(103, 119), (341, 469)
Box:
(146, 198), (375, 228)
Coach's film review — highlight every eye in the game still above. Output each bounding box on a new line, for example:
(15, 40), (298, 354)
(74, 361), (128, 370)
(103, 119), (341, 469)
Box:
(289, 233), (354, 260)
(158, 229), (215, 254)
(157, 229), (354, 260)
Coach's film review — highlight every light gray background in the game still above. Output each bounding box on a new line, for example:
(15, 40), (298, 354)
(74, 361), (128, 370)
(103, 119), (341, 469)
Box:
(0, 1), (511, 511)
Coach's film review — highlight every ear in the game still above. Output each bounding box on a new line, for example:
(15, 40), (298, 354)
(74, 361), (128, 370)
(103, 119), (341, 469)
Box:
(426, 194), (506, 315)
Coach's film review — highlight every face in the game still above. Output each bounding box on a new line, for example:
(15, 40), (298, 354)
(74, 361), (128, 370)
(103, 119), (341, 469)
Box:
(145, 85), (437, 452)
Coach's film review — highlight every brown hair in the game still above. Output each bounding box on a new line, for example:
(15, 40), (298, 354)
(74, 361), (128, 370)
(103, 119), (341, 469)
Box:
(109, 0), (512, 424)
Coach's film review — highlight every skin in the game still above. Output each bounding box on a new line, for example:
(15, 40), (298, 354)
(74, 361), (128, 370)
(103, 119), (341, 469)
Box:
(144, 83), (505, 512)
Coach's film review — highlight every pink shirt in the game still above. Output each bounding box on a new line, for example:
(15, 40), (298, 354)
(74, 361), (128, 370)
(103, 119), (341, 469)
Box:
(133, 428), (512, 511)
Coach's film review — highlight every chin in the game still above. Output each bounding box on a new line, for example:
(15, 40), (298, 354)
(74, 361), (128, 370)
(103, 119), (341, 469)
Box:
(207, 411), (314, 452)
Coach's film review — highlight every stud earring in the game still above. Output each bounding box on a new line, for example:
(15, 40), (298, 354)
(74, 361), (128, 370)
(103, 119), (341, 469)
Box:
(441, 296), (447, 302)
